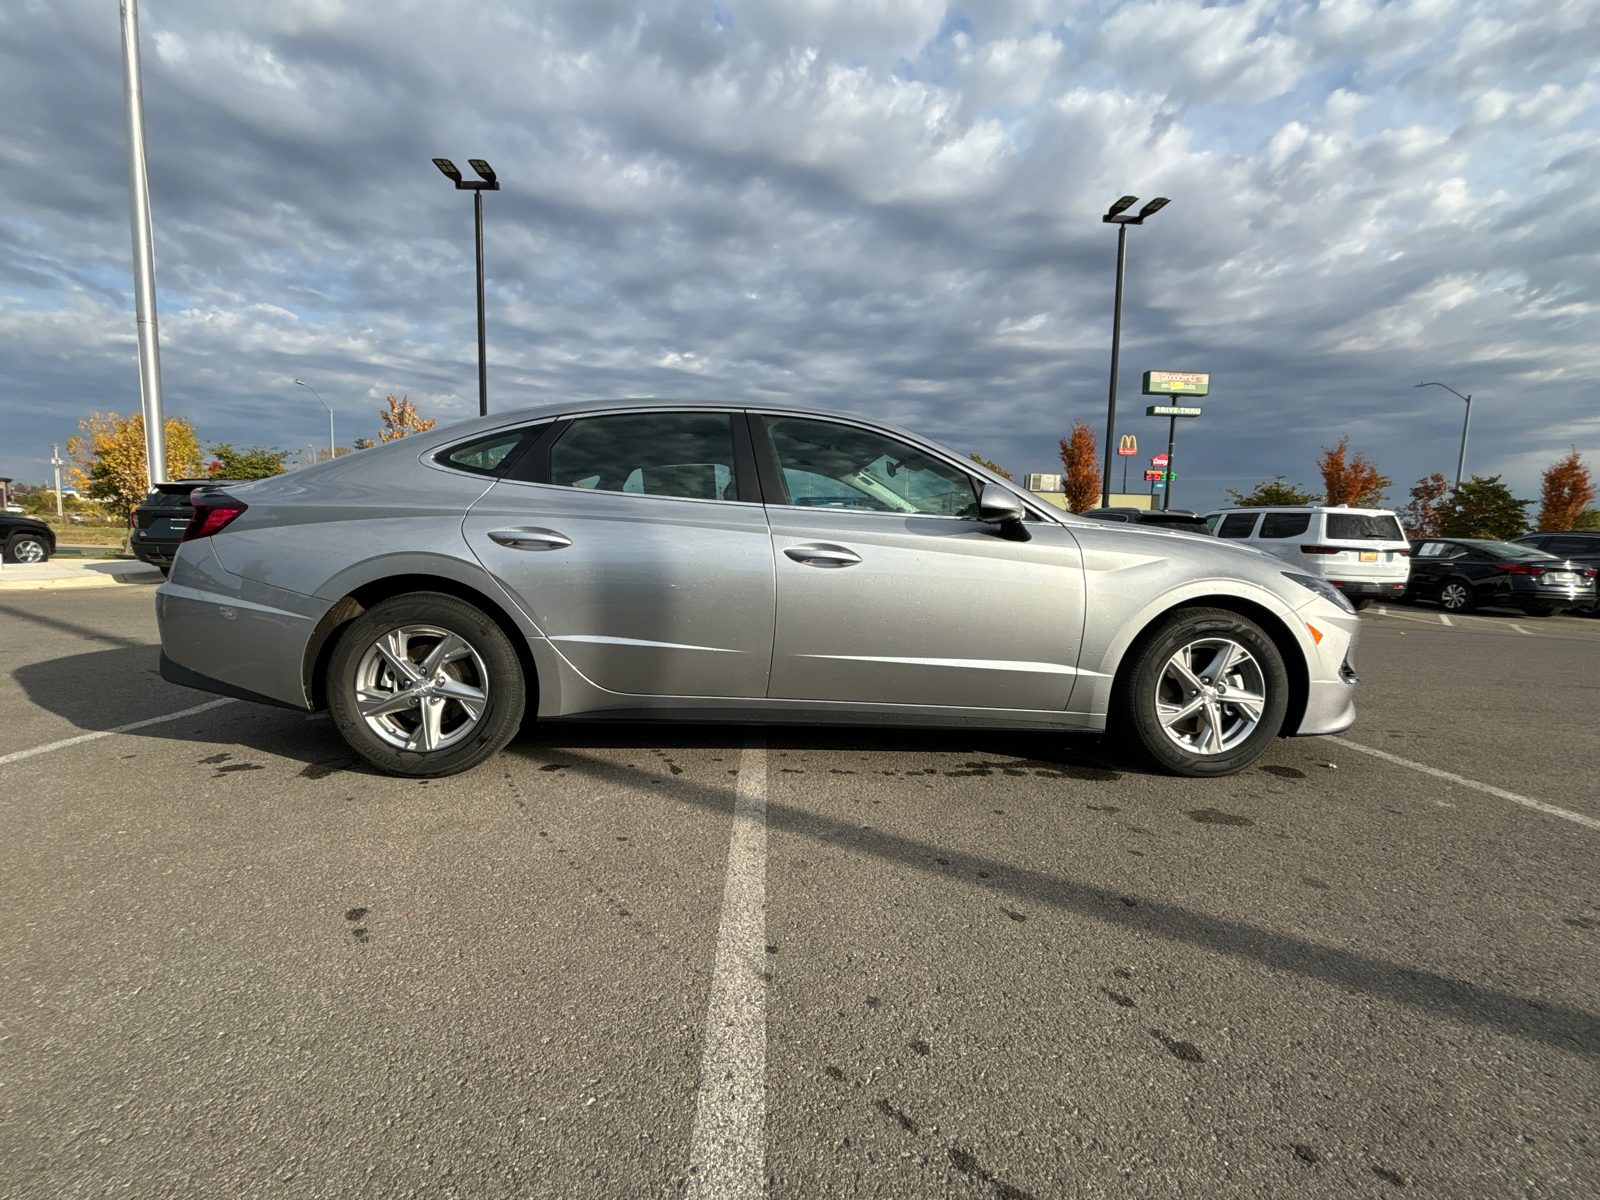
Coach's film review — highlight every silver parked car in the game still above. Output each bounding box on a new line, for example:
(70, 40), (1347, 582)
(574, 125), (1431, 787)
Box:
(156, 400), (1360, 778)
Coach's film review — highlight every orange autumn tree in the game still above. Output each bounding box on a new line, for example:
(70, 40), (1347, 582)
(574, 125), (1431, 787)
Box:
(1058, 420), (1102, 513)
(378, 394), (437, 442)
(1537, 449), (1594, 531)
(67, 412), (202, 517)
(1317, 437), (1391, 508)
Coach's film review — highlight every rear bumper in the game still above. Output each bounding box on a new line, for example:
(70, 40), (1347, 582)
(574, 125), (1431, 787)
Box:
(129, 531), (178, 566)
(1330, 579), (1407, 598)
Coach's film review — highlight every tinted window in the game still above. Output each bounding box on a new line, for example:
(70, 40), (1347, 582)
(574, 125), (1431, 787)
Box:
(1472, 540), (1555, 560)
(760, 417), (978, 517)
(438, 425), (546, 476)
(1258, 511), (1312, 539)
(1546, 536), (1599, 557)
(1216, 512), (1260, 539)
(1325, 513), (1404, 540)
(550, 413), (738, 501)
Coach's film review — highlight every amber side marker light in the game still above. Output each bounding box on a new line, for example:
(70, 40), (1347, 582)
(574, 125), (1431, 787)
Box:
(1305, 623), (1324, 645)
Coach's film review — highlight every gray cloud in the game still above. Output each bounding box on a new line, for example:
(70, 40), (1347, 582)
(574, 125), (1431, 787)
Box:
(1, 0), (1596, 509)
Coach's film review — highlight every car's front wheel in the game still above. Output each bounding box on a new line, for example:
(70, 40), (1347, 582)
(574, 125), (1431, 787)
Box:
(327, 592), (526, 777)
(1439, 578), (1476, 613)
(1112, 608), (1290, 777)
(4, 533), (50, 563)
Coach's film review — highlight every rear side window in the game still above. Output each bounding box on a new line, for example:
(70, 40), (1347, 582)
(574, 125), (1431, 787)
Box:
(1547, 535), (1599, 557)
(437, 425), (547, 477)
(1258, 511), (1311, 539)
(1216, 512), (1260, 538)
(1326, 513), (1404, 540)
(550, 412), (739, 501)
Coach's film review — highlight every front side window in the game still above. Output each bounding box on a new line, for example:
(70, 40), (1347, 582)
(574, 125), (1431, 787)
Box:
(1258, 511), (1312, 539)
(549, 412), (739, 501)
(1325, 513), (1405, 541)
(759, 416), (978, 517)
(1216, 512), (1260, 539)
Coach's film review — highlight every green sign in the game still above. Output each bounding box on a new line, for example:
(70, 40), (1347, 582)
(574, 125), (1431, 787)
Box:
(1142, 371), (1210, 396)
(1147, 405), (1203, 417)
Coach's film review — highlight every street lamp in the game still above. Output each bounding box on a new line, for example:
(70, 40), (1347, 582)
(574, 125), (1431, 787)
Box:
(433, 157), (500, 417)
(1100, 195), (1170, 508)
(294, 379), (335, 463)
(1415, 382), (1473, 490)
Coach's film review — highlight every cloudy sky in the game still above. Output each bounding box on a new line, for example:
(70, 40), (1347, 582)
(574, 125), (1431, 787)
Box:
(2, 0), (1596, 507)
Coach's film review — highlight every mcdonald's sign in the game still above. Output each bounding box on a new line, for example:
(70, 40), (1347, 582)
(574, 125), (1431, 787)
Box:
(1117, 434), (1138, 457)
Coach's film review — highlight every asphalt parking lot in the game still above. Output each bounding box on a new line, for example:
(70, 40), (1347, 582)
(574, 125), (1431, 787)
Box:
(2, 585), (1597, 1198)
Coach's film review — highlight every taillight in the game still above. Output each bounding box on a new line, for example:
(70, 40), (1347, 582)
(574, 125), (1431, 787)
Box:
(181, 499), (247, 541)
(1585, 569), (1597, 580)
(1500, 563), (1543, 576)
(1393, 549), (1410, 557)
(1300, 545), (1341, 555)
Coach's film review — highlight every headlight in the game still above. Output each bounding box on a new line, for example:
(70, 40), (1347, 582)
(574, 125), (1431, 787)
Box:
(1282, 571), (1356, 613)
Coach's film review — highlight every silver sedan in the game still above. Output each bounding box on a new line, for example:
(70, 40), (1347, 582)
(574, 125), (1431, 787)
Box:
(156, 400), (1360, 777)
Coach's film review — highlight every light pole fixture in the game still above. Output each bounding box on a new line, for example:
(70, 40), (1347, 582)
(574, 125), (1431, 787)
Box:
(1415, 382), (1473, 490)
(433, 157), (500, 417)
(1099, 195), (1169, 508)
(294, 379), (335, 463)
(120, 0), (167, 488)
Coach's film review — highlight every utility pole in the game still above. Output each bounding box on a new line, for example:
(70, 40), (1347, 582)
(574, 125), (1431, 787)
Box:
(51, 445), (65, 519)
(1099, 195), (1170, 509)
(120, 0), (166, 488)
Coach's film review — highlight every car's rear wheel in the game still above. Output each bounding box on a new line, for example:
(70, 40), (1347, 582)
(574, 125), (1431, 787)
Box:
(1111, 608), (1290, 777)
(327, 592), (526, 777)
(4, 533), (50, 563)
(1439, 579), (1476, 613)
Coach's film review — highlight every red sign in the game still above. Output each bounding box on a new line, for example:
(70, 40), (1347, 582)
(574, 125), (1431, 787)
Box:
(1150, 453), (1169, 468)
(1117, 434), (1138, 457)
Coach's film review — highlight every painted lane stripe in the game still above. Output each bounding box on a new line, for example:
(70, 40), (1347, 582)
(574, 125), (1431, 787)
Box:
(1510, 623), (1533, 636)
(1439, 613), (1453, 626)
(686, 739), (768, 1199)
(1327, 736), (1600, 832)
(0, 699), (236, 767)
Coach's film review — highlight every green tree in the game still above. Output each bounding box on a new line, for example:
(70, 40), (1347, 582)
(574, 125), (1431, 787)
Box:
(1574, 509), (1600, 531)
(1221, 476), (1322, 507)
(207, 443), (291, 481)
(1436, 475), (1531, 540)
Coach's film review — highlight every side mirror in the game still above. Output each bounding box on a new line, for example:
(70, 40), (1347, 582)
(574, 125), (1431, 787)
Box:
(978, 483), (1031, 541)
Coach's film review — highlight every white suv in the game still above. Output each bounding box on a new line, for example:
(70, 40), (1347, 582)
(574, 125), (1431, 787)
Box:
(1203, 505), (1410, 610)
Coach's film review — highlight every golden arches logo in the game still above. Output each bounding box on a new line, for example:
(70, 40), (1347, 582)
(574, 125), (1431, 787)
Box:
(1117, 434), (1138, 455)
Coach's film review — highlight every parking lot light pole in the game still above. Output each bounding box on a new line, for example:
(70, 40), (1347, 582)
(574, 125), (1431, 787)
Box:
(432, 158), (500, 417)
(294, 380), (334, 463)
(1415, 382), (1473, 491)
(1100, 196), (1169, 509)
(51, 445), (66, 518)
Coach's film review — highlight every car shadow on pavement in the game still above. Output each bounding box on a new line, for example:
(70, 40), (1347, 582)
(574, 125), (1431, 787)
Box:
(503, 740), (1600, 1062)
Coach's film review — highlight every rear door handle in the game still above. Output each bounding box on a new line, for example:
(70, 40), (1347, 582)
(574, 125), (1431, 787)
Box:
(783, 543), (861, 568)
(487, 527), (572, 551)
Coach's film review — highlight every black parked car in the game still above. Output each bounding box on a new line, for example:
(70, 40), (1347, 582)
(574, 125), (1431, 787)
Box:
(1081, 506), (1211, 531)
(130, 479), (241, 573)
(1405, 537), (1597, 615)
(1, 512), (55, 563)
(1514, 531), (1600, 615)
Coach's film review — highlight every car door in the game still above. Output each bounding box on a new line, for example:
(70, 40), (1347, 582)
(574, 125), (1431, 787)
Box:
(753, 413), (1087, 712)
(1411, 540), (1460, 595)
(463, 409), (776, 698)
(1253, 510), (1313, 564)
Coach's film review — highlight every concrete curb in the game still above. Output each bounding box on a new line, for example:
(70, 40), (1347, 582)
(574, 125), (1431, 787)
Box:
(0, 571), (162, 592)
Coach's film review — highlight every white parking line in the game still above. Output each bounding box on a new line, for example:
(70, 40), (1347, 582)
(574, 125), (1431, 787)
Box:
(1328, 736), (1600, 832)
(0, 699), (236, 768)
(1439, 613), (1454, 626)
(1510, 624), (1533, 636)
(686, 739), (768, 1199)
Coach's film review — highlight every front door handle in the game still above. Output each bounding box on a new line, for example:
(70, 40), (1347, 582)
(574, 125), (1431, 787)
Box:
(487, 527), (572, 551)
(783, 543), (861, 568)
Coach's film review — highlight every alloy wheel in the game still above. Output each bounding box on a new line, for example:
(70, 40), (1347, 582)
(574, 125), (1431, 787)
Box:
(354, 624), (489, 752)
(1440, 582), (1471, 611)
(1154, 637), (1268, 756)
(10, 538), (47, 563)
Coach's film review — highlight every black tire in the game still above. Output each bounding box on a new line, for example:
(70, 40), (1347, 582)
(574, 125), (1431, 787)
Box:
(327, 592), (526, 777)
(1350, 596), (1374, 611)
(4, 533), (50, 564)
(1438, 577), (1476, 614)
(1110, 607), (1291, 778)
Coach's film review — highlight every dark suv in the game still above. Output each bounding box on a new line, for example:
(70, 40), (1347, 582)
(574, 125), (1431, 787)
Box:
(1513, 531), (1600, 615)
(1, 512), (56, 563)
(130, 479), (241, 573)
